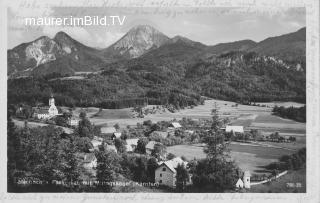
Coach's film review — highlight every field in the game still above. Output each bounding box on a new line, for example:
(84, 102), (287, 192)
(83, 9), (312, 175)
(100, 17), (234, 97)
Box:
(247, 168), (306, 193)
(69, 99), (306, 143)
(69, 99), (305, 176)
(167, 143), (297, 175)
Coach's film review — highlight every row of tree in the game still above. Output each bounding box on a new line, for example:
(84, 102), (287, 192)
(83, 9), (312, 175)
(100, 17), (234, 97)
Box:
(272, 105), (306, 122)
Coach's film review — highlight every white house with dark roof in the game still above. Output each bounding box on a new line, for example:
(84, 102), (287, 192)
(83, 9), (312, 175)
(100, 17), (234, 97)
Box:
(155, 157), (188, 188)
(225, 125), (244, 133)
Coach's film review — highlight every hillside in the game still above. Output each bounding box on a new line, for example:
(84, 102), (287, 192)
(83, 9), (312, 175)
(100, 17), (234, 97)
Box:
(7, 26), (306, 108)
(250, 27), (306, 65)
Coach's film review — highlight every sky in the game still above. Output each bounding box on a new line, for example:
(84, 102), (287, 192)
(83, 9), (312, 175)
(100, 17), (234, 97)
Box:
(7, 7), (306, 49)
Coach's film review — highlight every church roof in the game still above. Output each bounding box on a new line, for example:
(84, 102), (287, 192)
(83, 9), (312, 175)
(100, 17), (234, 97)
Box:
(33, 107), (49, 114)
(157, 157), (188, 173)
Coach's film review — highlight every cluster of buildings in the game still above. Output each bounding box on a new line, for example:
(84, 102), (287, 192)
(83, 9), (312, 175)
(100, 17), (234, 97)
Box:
(32, 95), (59, 119)
(31, 95), (80, 126)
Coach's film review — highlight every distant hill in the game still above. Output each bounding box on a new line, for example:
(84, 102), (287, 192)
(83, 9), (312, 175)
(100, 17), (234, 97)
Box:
(206, 40), (257, 54)
(250, 27), (306, 64)
(7, 26), (306, 108)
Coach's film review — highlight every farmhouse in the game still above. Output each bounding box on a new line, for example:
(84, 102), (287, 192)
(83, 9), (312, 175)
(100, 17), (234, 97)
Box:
(101, 126), (121, 139)
(225, 125), (244, 133)
(90, 136), (103, 150)
(101, 126), (117, 134)
(33, 95), (59, 119)
(82, 153), (97, 169)
(146, 141), (158, 154)
(125, 138), (139, 152)
(155, 157), (188, 188)
(149, 131), (168, 139)
(105, 144), (117, 153)
(68, 116), (79, 126)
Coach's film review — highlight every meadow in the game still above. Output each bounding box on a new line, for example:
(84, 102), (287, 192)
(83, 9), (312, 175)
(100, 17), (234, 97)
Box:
(167, 143), (296, 175)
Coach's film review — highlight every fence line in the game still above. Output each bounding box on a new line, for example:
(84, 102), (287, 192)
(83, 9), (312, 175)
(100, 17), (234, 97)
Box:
(250, 170), (288, 186)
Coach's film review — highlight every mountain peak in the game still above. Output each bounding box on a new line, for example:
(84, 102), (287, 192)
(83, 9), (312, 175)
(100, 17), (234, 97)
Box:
(53, 31), (74, 44)
(106, 24), (170, 58)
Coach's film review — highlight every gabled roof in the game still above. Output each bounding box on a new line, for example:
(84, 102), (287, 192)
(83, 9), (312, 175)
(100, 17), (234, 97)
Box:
(225, 125), (244, 133)
(83, 153), (96, 163)
(106, 144), (117, 152)
(170, 122), (182, 128)
(157, 157), (188, 173)
(113, 132), (122, 138)
(126, 138), (139, 146)
(150, 131), (168, 138)
(236, 178), (244, 187)
(101, 127), (117, 134)
(91, 139), (102, 147)
(146, 141), (158, 150)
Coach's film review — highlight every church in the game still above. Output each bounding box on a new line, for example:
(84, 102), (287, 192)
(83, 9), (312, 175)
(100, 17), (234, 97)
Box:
(33, 95), (59, 119)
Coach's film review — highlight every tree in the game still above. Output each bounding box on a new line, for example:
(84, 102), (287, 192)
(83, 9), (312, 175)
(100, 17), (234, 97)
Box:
(113, 123), (120, 131)
(190, 108), (239, 192)
(167, 153), (176, 160)
(55, 116), (68, 127)
(135, 137), (148, 154)
(114, 138), (126, 153)
(176, 163), (189, 191)
(74, 113), (100, 139)
(79, 111), (87, 120)
(146, 157), (158, 182)
(151, 143), (166, 160)
(95, 150), (121, 191)
(74, 137), (93, 152)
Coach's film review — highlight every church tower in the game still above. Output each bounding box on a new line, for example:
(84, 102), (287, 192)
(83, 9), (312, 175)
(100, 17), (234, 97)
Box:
(48, 94), (58, 116)
(243, 170), (251, 189)
(49, 94), (55, 107)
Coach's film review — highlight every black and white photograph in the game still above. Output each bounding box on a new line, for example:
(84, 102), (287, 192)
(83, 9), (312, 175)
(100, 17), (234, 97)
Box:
(2, 0), (319, 199)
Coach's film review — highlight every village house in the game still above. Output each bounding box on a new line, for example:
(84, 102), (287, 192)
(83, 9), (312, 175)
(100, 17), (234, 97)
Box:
(33, 95), (59, 119)
(225, 125), (244, 134)
(169, 122), (182, 129)
(68, 116), (79, 126)
(149, 131), (168, 139)
(100, 126), (122, 139)
(235, 170), (251, 189)
(82, 153), (97, 169)
(155, 157), (189, 188)
(111, 132), (122, 140)
(90, 136), (104, 151)
(146, 141), (158, 155)
(125, 138), (139, 152)
(105, 144), (117, 153)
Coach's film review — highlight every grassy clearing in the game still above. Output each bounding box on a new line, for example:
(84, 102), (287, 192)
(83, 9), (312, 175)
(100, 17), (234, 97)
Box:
(91, 108), (133, 119)
(248, 168), (306, 193)
(167, 143), (295, 175)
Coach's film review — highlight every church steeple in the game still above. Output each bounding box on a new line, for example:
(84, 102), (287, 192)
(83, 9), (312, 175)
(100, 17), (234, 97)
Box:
(49, 94), (55, 106)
